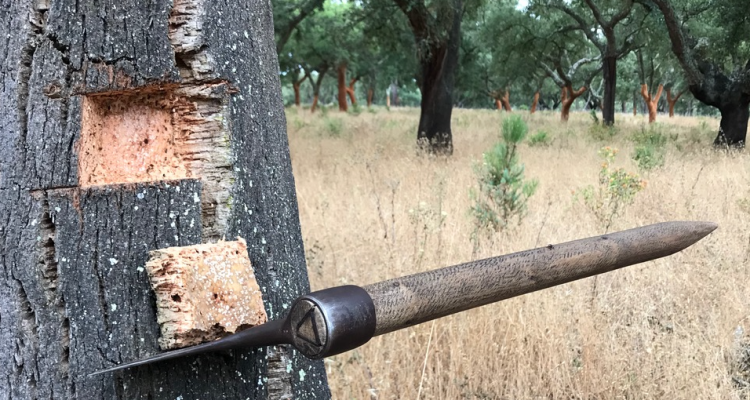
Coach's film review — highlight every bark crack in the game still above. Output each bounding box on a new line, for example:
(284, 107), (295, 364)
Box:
(266, 346), (294, 400)
(16, 3), (45, 163)
(13, 278), (39, 399)
(37, 197), (71, 381)
(91, 223), (110, 331)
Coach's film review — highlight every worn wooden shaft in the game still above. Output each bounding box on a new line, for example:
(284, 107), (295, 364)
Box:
(363, 221), (716, 336)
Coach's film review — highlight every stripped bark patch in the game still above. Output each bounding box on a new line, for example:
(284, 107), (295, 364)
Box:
(145, 238), (267, 350)
(78, 88), (188, 187)
(77, 83), (233, 241)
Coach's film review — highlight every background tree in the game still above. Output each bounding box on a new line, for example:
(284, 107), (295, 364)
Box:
(286, 3), (348, 112)
(274, 0), (326, 52)
(468, 0), (543, 112)
(384, 0), (466, 154)
(532, 0), (646, 125)
(648, 0), (750, 146)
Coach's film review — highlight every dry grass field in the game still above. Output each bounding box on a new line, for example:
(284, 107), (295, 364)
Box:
(285, 106), (750, 400)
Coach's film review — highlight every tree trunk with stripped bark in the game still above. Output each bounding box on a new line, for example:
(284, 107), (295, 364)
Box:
(0, 0), (328, 398)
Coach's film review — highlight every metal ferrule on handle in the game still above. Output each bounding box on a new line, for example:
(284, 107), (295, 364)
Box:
(286, 285), (377, 359)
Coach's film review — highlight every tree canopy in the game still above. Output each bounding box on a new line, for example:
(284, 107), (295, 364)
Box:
(272, 0), (750, 149)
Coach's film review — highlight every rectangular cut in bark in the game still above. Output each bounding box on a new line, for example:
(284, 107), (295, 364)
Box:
(78, 88), (188, 186)
(78, 84), (234, 241)
(145, 237), (267, 350)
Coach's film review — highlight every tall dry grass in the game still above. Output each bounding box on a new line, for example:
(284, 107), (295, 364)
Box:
(286, 106), (750, 399)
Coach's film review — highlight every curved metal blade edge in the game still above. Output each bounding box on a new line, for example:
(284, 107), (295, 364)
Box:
(88, 319), (286, 377)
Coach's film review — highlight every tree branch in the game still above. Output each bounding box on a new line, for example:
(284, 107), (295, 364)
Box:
(540, 62), (565, 87)
(392, 0), (435, 41)
(275, 0), (326, 53)
(608, 0), (635, 28)
(649, 0), (703, 86)
(569, 54), (601, 78)
(581, 0), (605, 27)
(549, 2), (604, 50)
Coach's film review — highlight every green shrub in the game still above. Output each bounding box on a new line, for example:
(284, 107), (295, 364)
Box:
(575, 147), (646, 230)
(323, 117), (343, 137)
(528, 130), (551, 147)
(348, 103), (362, 116)
(588, 123), (618, 141)
(470, 115), (538, 233)
(631, 125), (669, 170)
(590, 109), (599, 125)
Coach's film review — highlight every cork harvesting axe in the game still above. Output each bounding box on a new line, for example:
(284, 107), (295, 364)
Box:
(90, 221), (716, 376)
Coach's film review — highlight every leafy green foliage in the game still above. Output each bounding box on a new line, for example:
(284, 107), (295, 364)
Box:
(576, 147), (646, 230)
(590, 109), (599, 125)
(471, 115), (538, 232)
(348, 103), (363, 116)
(630, 125), (672, 171)
(528, 130), (551, 147)
(589, 123), (618, 141)
(323, 117), (343, 136)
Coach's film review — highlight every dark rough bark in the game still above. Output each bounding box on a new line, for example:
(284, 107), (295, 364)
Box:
(416, 38), (458, 154)
(689, 72), (750, 147)
(416, 37), (458, 154)
(1, 0), (329, 399)
(602, 55), (617, 125)
(394, 0), (462, 155)
(717, 100), (750, 147)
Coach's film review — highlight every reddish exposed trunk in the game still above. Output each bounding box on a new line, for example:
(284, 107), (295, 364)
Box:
(666, 88), (685, 117)
(367, 87), (374, 107)
(337, 64), (348, 112)
(640, 84), (664, 123)
(292, 74), (308, 107)
(492, 89), (511, 111)
(310, 68), (327, 113)
(346, 78), (358, 106)
(293, 82), (301, 107)
(530, 91), (540, 114)
(560, 85), (587, 121)
(501, 90), (511, 111)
